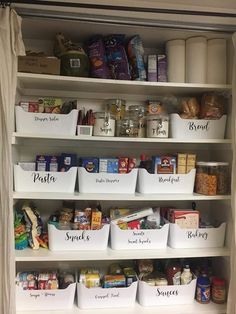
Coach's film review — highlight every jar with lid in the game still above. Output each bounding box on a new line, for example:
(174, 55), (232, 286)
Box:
(93, 112), (115, 137)
(195, 162), (229, 195)
(196, 273), (211, 304)
(212, 277), (226, 304)
(106, 99), (126, 120)
(116, 112), (139, 137)
(146, 114), (169, 138)
(128, 104), (146, 138)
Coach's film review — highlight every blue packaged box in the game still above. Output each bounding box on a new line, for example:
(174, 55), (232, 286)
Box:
(59, 153), (77, 172)
(99, 158), (119, 173)
(80, 157), (99, 173)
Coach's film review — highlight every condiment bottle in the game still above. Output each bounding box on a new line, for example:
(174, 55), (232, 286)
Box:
(166, 260), (181, 285)
(212, 277), (226, 304)
(196, 273), (211, 304)
(180, 265), (192, 285)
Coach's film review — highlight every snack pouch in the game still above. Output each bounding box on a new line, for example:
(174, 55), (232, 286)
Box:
(87, 35), (111, 79)
(104, 34), (131, 80)
(127, 35), (146, 81)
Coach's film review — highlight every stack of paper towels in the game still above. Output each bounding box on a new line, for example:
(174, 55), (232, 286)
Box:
(166, 36), (227, 84)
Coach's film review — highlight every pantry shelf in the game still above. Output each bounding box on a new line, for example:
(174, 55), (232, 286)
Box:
(13, 191), (231, 201)
(16, 301), (226, 314)
(12, 132), (232, 145)
(17, 72), (232, 100)
(15, 246), (230, 262)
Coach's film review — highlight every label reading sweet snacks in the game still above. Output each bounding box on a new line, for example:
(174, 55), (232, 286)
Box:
(127, 231), (151, 245)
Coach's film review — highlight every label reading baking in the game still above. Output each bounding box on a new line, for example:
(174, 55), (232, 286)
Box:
(188, 121), (210, 132)
(34, 116), (59, 122)
(95, 292), (120, 300)
(32, 172), (57, 184)
(65, 231), (90, 242)
(96, 178), (120, 184)
(30, 292), (56, 299)
(128, 231), (151, 245)
(186, 230), (208, 240)
(158, 176), (180, 184)
(156, 288), (179, 298)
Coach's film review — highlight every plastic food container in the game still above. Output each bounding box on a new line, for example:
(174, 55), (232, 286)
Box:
(116, 115), (139, 137)
(128, 105), (146, 138)
(146, 114), (169, 138)
(195, 162), (229, 195)
(93, 112), (115, 137)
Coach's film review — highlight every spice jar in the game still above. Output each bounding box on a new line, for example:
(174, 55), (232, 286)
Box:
(196, 273), (211, 304)
(106, 99), (126, 120)
(195, 162), (229, 195)
(212, 277), (226, 304)
(128, 105), (146, 137)
(93, 112), (115, 137)
(146, 114), (169, 138)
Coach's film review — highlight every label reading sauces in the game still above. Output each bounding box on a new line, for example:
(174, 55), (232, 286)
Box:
(156, 288), (179, 298)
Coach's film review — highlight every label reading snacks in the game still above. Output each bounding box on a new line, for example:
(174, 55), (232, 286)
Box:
(128, 231), (151, 245)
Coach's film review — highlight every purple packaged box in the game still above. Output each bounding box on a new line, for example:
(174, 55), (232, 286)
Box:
(148, 55), (157, 82)
(59, 153), (77, 172)
(80, 157), (99, 173)
(158, 55), (167, 82)
(36, 155), (59, 172)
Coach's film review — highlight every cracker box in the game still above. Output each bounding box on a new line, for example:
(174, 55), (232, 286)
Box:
(169, 210), (199, 229)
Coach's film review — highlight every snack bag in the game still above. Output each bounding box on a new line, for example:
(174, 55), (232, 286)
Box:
(127, 35), (146, 81)
(14, 209), (28, 250)
(104, 34), (131, 80)
(87, 35), (111, 79)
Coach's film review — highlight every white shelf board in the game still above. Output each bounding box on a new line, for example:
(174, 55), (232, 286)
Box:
(12, 132), (232, 145)
(13, 191), (231, 201)
(15, 246), (230, 262)
(17, 72), (232, 99)
(16, 301), (226, 314)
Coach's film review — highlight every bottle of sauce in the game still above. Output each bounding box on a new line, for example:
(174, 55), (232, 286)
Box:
(166, 260), (181, 285)
(212, 277), (226, 304)
(181, 265), (192, 285)
(196, 273), (211, 304)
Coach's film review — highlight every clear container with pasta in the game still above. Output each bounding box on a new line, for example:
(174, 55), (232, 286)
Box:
(195, 162), (229, 195)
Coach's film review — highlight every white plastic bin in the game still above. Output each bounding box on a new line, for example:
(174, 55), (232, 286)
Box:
(170, 114), (227, 139)
(137, 278), (197, 306)
(15, 106), (78, 135)
(48, 224), (110, 251)
(16, 282), (76, 311)
(77, 281), (138, 309)
(168, 222), (226, 249)
(137, 168), (196, 194)
(14, 165), (77, 193)
(110, 222), (169, 250)
(78, 167), (138, 194)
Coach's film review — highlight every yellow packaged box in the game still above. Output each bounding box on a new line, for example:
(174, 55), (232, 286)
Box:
(18, 56), (60, 75)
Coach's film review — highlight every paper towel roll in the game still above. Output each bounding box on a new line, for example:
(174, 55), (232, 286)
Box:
(207, 38), (227, 84)
(186, 36), (207, 84)
(166, 39), (185, 83)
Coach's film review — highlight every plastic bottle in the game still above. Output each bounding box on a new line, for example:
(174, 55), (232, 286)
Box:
(196, 273), (211, 304)
(180, 265), (192, 285)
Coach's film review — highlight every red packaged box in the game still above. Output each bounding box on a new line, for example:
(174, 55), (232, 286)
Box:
(127, 219), (141, 230)
(128, 158), (136, 173)
(119, 157), (129, 173)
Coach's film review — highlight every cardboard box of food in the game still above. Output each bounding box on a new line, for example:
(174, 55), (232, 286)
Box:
(18, 56), (60, 75)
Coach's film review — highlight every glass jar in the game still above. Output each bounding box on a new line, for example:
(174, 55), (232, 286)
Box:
(195, 162), (229, 195)
(106, 99), (126, 120)
(128, 105), (146, 138)
(116, 112), (139, 137)
(212, 277), (226, 304)
(93, 112), (115, 137)
(146, 114), (169, 138)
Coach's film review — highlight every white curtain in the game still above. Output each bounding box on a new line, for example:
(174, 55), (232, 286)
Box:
(227, 33), (236, 314)
(0, 6), (25, 314)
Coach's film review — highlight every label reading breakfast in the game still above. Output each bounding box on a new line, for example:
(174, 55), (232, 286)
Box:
(96, 178), (120, 184)
(158, 176), (180, 184)
(34, 116), (59, 122)
(186, 230), (208, 240)
(95, 292), (120, 300)
(65, 231), (90, 242)
(32, 173), (57, 184)
(30, 292), (56, 299)
(188, 121), (210, 132)
(156, 288), (179, 298)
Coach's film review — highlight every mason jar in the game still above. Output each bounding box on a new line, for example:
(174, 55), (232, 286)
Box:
(146, 114), (169, 138)
(93, 112), (115, 137)
(106, 99), (126, 120)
